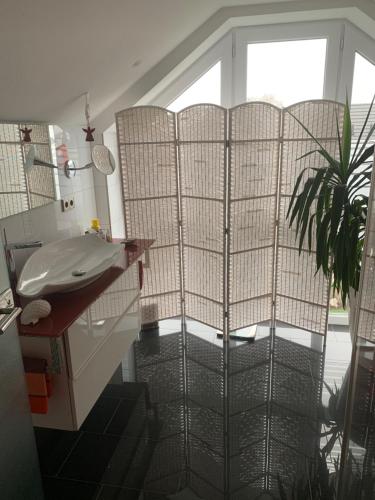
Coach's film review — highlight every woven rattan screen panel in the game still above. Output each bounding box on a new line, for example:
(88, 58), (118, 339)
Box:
(178, 105), (226, 331)
(0, 123), (54, 218)
(356, 160), (375, 343)
(116, 107), (181, 321)
(22, 124), (55, 205)
(117, 101), (346, 335)
(228, 103), (280, 331)
(276, 101), (344, 335)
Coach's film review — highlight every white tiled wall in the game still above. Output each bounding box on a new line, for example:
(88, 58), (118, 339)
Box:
(0, 126), (97, 273)
(103, 128), (125, 239)
(54, 127), (96, 217)
(93, 167), (111, 236)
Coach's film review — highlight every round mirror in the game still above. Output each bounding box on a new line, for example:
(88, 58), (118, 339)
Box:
(91, 145), (116, 175)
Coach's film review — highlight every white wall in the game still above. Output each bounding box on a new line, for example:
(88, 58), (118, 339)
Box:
(103, 128), (125, 239)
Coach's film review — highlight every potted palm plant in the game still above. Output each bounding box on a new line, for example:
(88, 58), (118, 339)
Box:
(287, 98), (375, 310)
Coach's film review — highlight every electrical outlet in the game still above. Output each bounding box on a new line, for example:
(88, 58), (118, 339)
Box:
(61, 197), (75, 212)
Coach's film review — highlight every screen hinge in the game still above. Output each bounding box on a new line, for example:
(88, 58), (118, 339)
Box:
(340, 34), (345, 51)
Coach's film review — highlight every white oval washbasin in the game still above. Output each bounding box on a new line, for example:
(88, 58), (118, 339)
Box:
(17, 234), (122, 298)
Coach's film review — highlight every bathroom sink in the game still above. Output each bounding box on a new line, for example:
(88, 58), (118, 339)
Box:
(17, 234), (123, 298)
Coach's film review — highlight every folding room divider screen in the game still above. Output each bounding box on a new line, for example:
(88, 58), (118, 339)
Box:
(116, 108), (181, 322)
(116, 101), (344, 337)
(354, 154), (375, 343)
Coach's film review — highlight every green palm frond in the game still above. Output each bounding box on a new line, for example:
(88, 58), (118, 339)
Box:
(287, 98), (375, 306)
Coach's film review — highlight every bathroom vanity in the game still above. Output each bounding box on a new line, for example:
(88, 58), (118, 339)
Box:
(18, 240), (153, 431)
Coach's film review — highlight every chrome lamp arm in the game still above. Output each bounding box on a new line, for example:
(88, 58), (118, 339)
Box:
(25, 144), (115, 178)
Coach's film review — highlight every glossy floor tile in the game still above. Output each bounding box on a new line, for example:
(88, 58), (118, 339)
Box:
(59, 433), (121, 482)
(42, 478), (100, 500)
(36, 319), (365, 500)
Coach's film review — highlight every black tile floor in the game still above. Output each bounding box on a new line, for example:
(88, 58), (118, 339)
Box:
(35, 320), (358, 500)
(35, 381), (165, 499)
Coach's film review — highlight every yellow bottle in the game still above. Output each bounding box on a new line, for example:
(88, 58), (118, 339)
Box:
(91, 218), (101, 232)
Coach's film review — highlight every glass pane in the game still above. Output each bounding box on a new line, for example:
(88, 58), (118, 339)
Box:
(247, 39), (327, 106)
(351, 52), (375, 104)
(350, 53), (375, 188)
(168, 61), (221, 112)
(351, 53), (375, 155)
(342, 54), (375, 317)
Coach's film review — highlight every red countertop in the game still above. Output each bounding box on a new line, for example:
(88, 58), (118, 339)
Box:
(18, 239), (154, 338)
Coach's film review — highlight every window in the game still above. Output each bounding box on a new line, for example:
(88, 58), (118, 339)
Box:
(351, 52), (375, 104)
(246, 39), (327, 106)
(351, 53), (375, 154)
(350, 52), (375, 195)
(148, 22), (343, 109)
(167, 61), (221, 112)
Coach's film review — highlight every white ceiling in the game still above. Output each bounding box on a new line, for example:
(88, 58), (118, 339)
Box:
(0, 0), (299, 124)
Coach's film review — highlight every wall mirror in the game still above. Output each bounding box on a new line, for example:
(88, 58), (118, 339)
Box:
(0, 122), (115, 220)
(0, 122), (58, 219)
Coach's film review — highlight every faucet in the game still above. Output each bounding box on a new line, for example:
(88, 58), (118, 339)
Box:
(2, 229), (43, 289)
(5, 241), (43, 250)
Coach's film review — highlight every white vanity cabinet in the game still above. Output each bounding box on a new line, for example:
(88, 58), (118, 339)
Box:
(20, 262), (141, 431)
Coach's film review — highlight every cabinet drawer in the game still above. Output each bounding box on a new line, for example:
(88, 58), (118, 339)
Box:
(66, 264), (139, 379)
(20, 336), (74, 430)
(70, 301), (140, 428)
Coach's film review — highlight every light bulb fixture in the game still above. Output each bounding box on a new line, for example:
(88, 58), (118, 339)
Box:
(25, 144), (116, 178)
(24, 92), (116, 178)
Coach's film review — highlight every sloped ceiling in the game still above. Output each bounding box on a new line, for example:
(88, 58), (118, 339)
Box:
(0, 0), (374, 125)
(0, 0), (292, 124)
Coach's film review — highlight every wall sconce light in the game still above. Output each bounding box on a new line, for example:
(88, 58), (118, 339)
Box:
(25, 144), (116, 178)
(24, 92), (115, 178)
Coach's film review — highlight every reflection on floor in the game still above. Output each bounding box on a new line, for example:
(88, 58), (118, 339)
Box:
(35, 319), (355, 500)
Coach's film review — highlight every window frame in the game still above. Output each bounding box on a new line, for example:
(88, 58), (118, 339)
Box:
(233, 20), (343, 105)
(151, 32), (233, 109)
(339, 22), (375, 103)
(149, 20), (375, 112)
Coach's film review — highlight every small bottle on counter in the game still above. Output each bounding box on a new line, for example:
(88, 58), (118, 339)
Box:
(85, 218), (106, 240)
(91, 218), (101, 233)
(84, 219), (114, 242)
